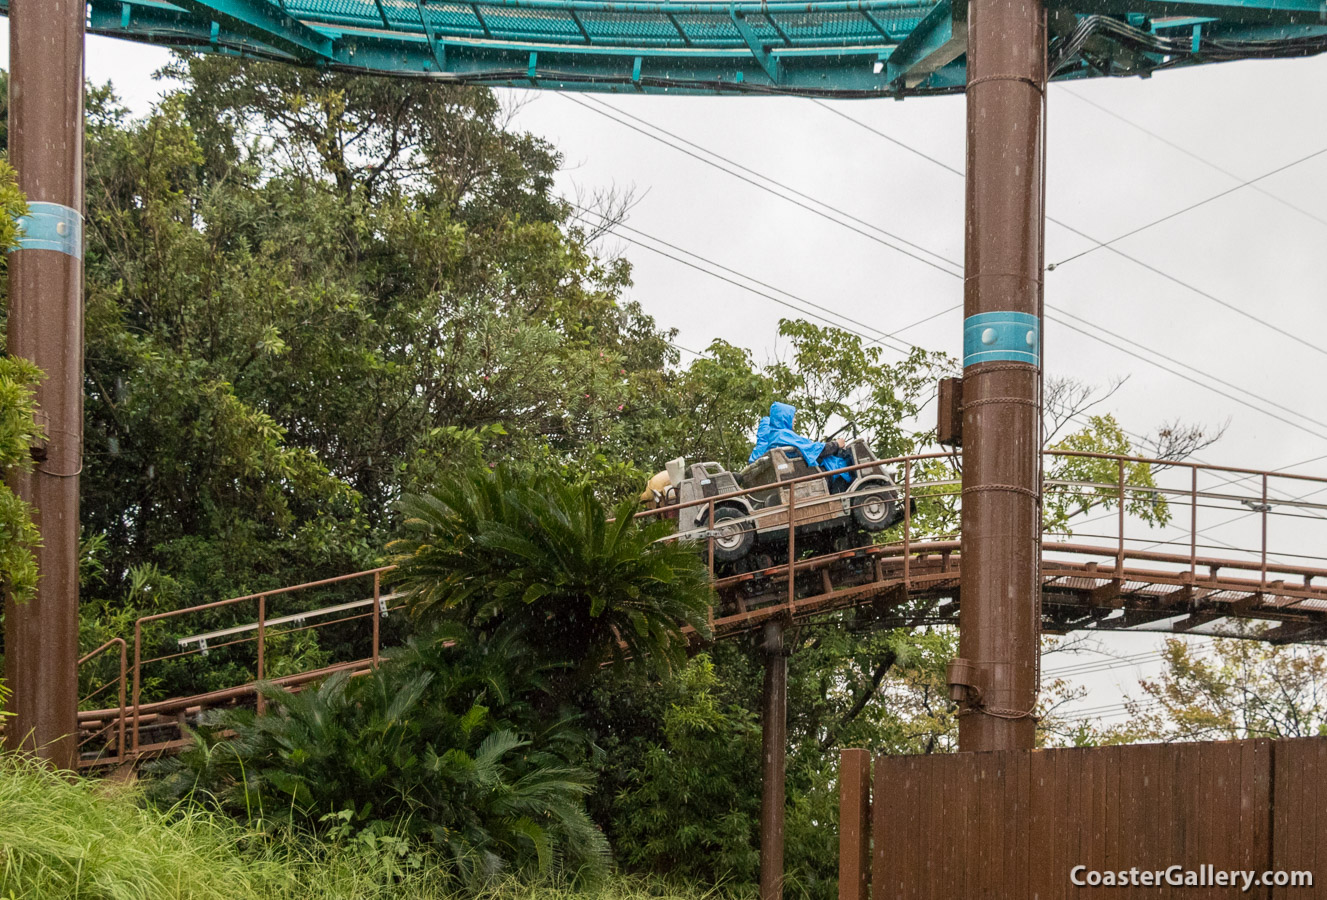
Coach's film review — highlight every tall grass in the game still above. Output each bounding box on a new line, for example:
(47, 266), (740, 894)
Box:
(0, 754), (724, 900)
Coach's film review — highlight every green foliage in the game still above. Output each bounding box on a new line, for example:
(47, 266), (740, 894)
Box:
(608, 656), (762, 884)
(65, 57), (683, 699)
(765, 321), (952, 459)
(1099, 629), (1327, 743)
(0, 356), (40, 607)
(1044, 413), (1170, 533)
(0, 158), (37, 613)
(149, 631), (609, 883)
(0, 750), (434, 898)
(3, 752), (725, 899)
(389, 466), (713, 682)
(591, 629), (946, 900)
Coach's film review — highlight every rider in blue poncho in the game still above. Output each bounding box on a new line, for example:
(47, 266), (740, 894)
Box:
(749, 401), (852, 483)
(747, 416), (772, 465)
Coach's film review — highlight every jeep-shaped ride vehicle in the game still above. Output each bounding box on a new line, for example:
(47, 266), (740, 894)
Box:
(665, 437), (906, 566)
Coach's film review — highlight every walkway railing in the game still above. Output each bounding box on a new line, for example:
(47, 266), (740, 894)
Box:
(70, 449), (1327, 767)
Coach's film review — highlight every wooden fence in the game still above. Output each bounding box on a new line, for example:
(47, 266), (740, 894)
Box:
(839, 738), (1327, 899)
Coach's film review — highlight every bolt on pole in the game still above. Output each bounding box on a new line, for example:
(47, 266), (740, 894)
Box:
(2, 0), (86, 768)
(954, 0), (1047, 752)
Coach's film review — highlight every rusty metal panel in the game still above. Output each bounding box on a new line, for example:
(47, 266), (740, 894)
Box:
(871, 754), (899, 900)
(1176, 743), (1200, 897)
(860, 741), (1301, 899)
(1027, 749), (1055, 899)
(1311, 741), (1327, 900)
(936, 377), (962, 447)
(948, 752), (972, 898)
(1293, 741), (1318, 900)
(1058, 748), (1079, 900)
(1007, 748), (1031, 897)
(839, 749), (871, 900)
(1082, 744), (1104, 896)
(1271, 738), (1325, 900)
(922, 754), (942, 900)
(1102, 746), (1122, 896)
(981, 750), (1008, 897)
(1271, 739), (1298, 900)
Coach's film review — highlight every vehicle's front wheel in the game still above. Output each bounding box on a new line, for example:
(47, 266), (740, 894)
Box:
(850, 480), (899, 532)
(710, 507), (755, 562)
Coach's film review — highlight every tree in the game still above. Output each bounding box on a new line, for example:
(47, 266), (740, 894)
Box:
(60, 59), (684, 699)
(388, 466), (713, 686)
(1103, 631), (1327, 742)
(607, 655), (763, 884)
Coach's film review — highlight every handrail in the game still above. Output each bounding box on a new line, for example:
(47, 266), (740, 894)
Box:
(132, 567), (394, 752)
(176, 592), (404, 648)
(99, 447), (1327, 764)
(76, 638), (126, 766)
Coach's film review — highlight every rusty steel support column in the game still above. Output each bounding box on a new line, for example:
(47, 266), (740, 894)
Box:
(954, 0), (1046, 752)
(759, 619), (787, 900)
(3, 0), (86, 768)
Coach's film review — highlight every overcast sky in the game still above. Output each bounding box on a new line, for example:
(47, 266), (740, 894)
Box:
(10, 25), (1327, 725)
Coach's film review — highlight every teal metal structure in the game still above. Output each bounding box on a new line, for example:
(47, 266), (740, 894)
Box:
(4, 0), (1324, 96)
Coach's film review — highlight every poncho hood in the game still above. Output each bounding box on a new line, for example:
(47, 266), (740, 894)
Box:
(769, 401), (796, 432)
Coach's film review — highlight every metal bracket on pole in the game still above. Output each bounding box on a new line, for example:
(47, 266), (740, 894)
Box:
(729, 8), (781, 83)
(169, 0), (336, 61)
(414, 0), (447, 71)
(886, 0), (968, 88)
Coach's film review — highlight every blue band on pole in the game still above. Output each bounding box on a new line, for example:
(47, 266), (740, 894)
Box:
(14, 202), (83, 259)
(963, 311), (1039, 367)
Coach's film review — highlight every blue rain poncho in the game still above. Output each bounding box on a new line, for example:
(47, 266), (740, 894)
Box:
(747, 416), (772, 465)
(750, 402), (851, 482)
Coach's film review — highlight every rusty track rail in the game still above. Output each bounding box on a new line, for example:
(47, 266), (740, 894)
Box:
(64, 450), (1327, 767)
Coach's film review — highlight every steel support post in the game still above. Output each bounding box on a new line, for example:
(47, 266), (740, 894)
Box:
(760, 618), (788, 900)
(837, 748), (871, 900)
(2, 0), (86, 768)
(955, 0), (1046, 752)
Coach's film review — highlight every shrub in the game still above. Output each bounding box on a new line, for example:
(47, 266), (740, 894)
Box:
(148, 630), (609, 884)
(606, 656), (762, 884)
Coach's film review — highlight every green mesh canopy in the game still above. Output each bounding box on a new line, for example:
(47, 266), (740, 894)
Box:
(7, 0), (1327, 96)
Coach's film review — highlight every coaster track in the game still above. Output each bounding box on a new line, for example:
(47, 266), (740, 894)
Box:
(61, 449), (1327, 768)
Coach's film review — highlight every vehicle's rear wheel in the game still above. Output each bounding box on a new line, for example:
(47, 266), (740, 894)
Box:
(851, 480), (898, 532)
(711, 507), (755, 562)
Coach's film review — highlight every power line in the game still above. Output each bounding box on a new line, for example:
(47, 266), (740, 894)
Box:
(563, 94), (964, 279)
(582, 207), (933, 357)
(812, 98), (1327, 363)
(1060, 87), (1327, 233)
(618, 203), (1327, 458)
(668, 340), (702, 358)
(1049, 143), (1327, 268)
(1048, 312), (1327, 442)
(568, 96), (1327, 443)
(1049, 307), (1327, 439)
(612, 228), (919, 353)
(810, 99), (964, 177)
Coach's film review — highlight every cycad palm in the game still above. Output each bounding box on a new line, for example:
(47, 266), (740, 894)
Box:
(388, 466), (713, 680)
